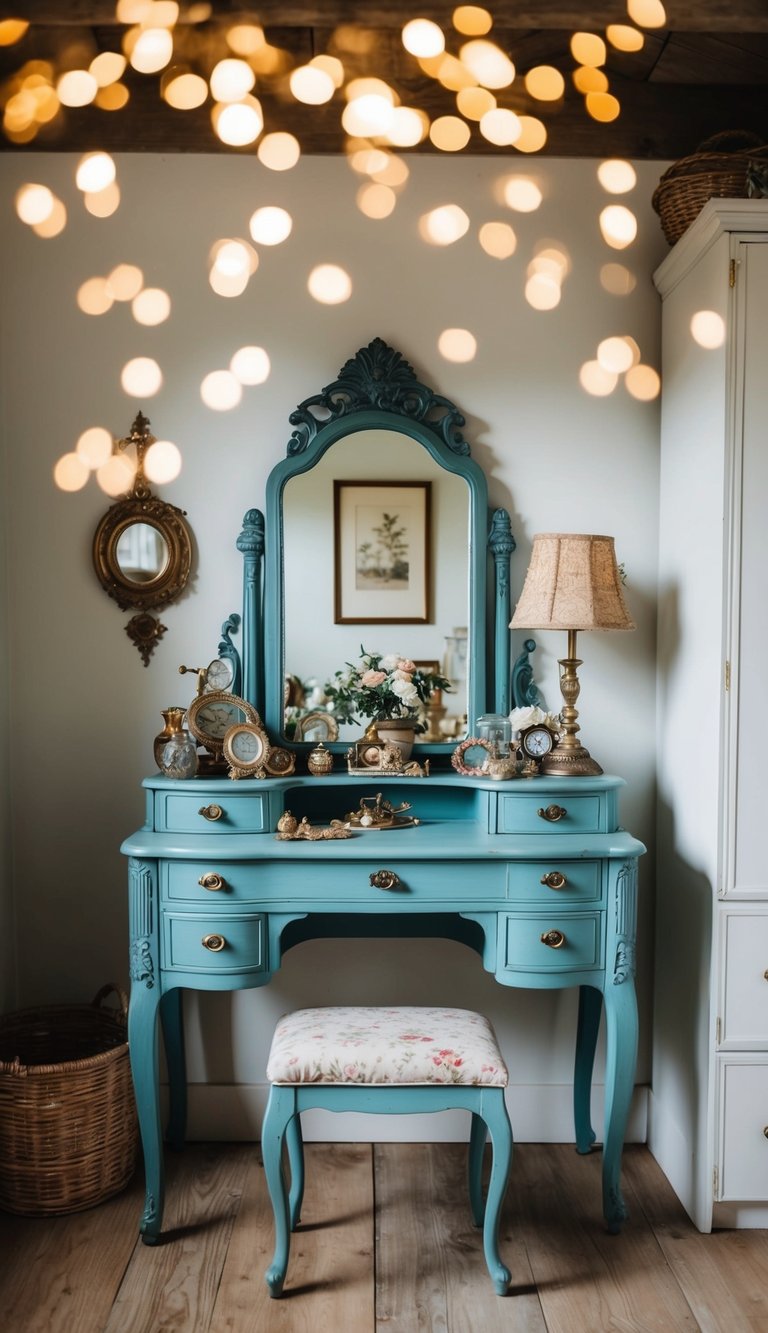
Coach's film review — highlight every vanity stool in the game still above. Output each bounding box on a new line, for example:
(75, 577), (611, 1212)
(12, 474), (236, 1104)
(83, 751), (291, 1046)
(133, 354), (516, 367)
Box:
(261, 1004), (513, 1298)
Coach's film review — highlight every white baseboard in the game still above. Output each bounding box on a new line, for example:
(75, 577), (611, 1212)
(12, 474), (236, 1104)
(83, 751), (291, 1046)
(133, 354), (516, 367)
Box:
(177, 1081), (648, 1144)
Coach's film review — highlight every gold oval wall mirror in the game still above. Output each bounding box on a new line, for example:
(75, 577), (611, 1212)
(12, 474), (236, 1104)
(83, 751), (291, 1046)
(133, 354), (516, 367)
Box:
(92, 412), (193, 665)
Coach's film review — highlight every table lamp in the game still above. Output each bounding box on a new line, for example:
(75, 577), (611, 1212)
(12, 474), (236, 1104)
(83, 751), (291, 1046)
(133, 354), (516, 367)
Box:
(509, 533), (635, 776)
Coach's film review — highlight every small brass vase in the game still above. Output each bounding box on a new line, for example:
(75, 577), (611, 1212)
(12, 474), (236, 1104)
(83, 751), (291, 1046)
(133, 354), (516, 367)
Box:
(153, 707), (186, 769)
(307, 742), (333, 776)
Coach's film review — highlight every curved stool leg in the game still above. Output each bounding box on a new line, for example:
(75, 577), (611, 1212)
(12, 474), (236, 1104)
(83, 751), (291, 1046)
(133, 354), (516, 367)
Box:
(479, 1090), (513, 1296)
(286, 1110), (305, 1229)
(261, 1086), (296, 1297)
(468, 1112), (487, 1227)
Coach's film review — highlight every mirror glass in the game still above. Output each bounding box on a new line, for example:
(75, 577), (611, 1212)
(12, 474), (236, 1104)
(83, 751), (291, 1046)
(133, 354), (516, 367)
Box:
(283, 429), (470, 742)
(115, 521), (170, 585)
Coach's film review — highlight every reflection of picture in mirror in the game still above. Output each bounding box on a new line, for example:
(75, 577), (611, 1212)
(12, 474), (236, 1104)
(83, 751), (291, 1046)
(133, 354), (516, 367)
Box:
(115, 522), (169, 584)
(334, 480), (430, 624)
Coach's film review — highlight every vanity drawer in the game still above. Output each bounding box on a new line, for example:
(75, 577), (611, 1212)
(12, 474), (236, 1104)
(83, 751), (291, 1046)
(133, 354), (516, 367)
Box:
(495, 793), (604, 834)
(162, 911), (267, 973)
(498, 912), (602, 973)
(162, 858), (508, 905)
(155, 790), (275, 834)
(506, 861), (602, 905)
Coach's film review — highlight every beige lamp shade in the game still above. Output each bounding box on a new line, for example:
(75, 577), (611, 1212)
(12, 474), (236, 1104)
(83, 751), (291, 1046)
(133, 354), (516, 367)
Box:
(509, 533), (635, 632)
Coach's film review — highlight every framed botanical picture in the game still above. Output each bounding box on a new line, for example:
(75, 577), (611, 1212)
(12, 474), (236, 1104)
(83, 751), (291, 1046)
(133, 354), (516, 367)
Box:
(333, 480), (431, 624)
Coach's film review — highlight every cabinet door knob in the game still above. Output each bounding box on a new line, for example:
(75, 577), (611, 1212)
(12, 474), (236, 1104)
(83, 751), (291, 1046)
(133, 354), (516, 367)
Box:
(202, 933), (226, 952)
(541, 929), (566, 949)
(541, 871), (567, 889)
(538, 804), (567, 823)
(198, 804), (224, 822)
(370, 869), (402, 891)
(199, 872), (225, 892)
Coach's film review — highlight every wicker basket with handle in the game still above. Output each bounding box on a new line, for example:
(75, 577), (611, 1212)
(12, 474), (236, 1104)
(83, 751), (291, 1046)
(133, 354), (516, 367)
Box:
(0, 984), (138, 1216)
(652, 131), (768, 246)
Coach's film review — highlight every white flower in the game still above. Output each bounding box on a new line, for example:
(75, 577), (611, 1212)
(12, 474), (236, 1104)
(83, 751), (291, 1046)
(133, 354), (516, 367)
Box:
(391, 678), (419, 705)
(392, 668), (413, 682)
(380, 653), (399, 671)
(508, 705), (560, 734)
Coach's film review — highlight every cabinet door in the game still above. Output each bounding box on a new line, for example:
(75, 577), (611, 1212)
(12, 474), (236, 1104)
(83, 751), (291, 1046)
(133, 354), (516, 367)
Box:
(719, 910), (768, 1048)
(728, 242), (768, 896)
(717, 1058), (768, 1200)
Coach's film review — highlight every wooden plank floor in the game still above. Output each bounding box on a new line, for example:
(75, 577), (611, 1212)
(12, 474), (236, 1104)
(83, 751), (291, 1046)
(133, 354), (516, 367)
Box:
(1, 1143), (767, 1332)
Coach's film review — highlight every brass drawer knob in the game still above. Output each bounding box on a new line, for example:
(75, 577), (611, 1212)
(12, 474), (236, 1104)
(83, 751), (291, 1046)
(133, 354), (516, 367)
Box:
(537, 804), (567, 823)
(764, 1127), (768, 1139)
(199, 804), (224, 822)
(370, 869), (402, 891)
(541, 871), (567, 890)
(202, 933), (226, 952)
(199, 873), (225, 892)
(541, 929), (566, 949)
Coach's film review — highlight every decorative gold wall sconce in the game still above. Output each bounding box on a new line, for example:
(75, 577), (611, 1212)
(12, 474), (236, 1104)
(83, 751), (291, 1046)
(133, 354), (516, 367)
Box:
(92, 412), (193, 665)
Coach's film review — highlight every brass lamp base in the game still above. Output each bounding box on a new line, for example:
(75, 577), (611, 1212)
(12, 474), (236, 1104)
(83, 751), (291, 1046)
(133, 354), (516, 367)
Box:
(543, 634), (603, 777)
(540, 744), (603, 777)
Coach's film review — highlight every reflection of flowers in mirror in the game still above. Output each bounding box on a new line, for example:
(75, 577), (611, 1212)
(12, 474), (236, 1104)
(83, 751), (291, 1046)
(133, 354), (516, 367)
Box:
(508, 705), (560, 735)
(323, 647), (451, 730)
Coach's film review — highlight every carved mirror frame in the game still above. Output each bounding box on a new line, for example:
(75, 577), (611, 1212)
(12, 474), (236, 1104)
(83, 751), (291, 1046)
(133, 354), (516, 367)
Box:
(239, 338), (537, 753)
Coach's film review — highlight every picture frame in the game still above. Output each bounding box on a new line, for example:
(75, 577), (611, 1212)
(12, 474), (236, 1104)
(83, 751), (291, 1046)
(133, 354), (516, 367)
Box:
(334, 480), (431, 624)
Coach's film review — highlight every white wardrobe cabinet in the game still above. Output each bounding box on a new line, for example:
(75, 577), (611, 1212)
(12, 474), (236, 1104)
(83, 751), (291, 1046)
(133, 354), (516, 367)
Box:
(653, 200), (768, 1231)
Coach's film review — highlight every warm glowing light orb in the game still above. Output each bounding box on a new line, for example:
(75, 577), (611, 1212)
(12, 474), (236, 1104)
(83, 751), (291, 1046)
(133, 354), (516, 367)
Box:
(371, 154), (410, 187)
(214, 97), (263, 146)
(310, 55), (344, 88)
(503, 177), (542, 212)
(85, 183), (121, 217)
(573, 66), (609, 94)
(579, 360), (618, 396)
(690, 310), (726, 349)
(402, 19), (445, 58)
(599, 204), (637, 249)
(249, 206), (293, 245)
(230, 345), (271, 385)
(460, 39), (515, 88)
(95, 83), (130, 111)
(257, 132), (300, 170)
(452, 7), (492, 37)
(108, 263), (144, 300)
(57, 70), (98, 106)
(75, 151), (116, 193)
(342, 94), (395, 138)
(438, 327), (477, 362)
(525, 272), (561, 310)
(529, 245), (570, 279)
(163, 71), (208, 109)
(356, 182), (397, 218)
(606, 25), (645, 52)
(514, 116), (547, 153)
(210, 58), (255, 102)
(524, 66), (565, 101)
(144, 440), (182, 484)
(600, 262), (637, 295)
(54, 453), (90, 492)
(33, 197), (67, 237)
(290, 64), (335, 104)
(627, 0), (667, 29)
(130, 28), (173, 75)
(200, 370), (243, 410)
(479, 107), (521, 146)
(0, 19), (29, 46)
(90, 51), (127, 86)
(97, 453), (137, 496)
(15, 183), (54, 225)
(456, 86), (496, 120)
(387, 106), (429, 147)
(478, 221), (517, 258)
(570, 32), (606, 66)
(77, 277), (114, 315)
(597, 159), (637, 194)
(430, 115), (471, 151)
(307, 264), (353, 304)
(597, 336), (635, 373)
(209, 267), (249, 298)
(76, 426), (113, 469)
(121, 357), (163, 397)
(625, 364), (661, 400)
(586, 91), (620, 122)
(226, 24), (266, 57)
(132, 288), (171, 326)
(419, 203), (470, 246)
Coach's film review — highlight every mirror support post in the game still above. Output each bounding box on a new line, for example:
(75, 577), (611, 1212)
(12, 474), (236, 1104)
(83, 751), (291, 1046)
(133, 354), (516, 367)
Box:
(237, 509), (265, 713)
(488, 509), (516, 715)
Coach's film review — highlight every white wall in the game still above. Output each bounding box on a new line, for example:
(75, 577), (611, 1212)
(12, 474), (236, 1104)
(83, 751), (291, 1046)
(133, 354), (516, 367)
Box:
(0, 152), (666, 1138)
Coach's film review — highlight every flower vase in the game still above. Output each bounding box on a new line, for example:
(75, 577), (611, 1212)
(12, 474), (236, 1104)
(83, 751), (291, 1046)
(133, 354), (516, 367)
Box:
(375, 721), (416, 761)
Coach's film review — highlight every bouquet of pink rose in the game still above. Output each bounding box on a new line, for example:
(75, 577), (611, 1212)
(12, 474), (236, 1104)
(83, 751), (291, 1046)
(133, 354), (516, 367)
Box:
(323, 647), (451, 731)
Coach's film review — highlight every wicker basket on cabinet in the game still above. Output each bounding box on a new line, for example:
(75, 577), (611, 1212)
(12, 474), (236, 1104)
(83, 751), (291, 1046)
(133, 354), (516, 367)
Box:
(652, 131), (768, 246)
(0, 984), (138, 1216)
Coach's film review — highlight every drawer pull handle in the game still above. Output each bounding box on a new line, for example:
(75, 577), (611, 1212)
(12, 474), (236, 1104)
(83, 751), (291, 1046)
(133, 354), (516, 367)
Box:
(202, 933), (226, 952)
(538, 805), (567, 823)
(199, 804), (224, 822)
(764, 1128), (768, 1139)
(370, 869), (401, 891)
(541, 929), (566, 950)
(199, 873), (225, 892)
(541, 871), (567, 890)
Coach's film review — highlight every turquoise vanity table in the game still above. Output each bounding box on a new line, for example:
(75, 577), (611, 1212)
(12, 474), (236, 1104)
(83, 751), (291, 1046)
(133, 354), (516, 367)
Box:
(122, 340), (645, 1244)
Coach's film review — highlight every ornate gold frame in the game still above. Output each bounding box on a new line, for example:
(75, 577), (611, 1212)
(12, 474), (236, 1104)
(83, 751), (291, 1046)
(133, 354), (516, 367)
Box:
(222, 720), (271, 780)
(186, 690), (259, 756)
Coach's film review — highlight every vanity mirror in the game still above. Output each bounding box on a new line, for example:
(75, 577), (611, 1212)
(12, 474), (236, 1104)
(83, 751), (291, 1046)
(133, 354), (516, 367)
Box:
(237, 338), (539, 752)
(92, 412), (193, 665)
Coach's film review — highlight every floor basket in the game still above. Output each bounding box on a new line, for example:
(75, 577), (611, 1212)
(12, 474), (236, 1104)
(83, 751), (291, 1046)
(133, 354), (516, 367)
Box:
(652, 132), (768, 246)
(0, 984), (138, 1216)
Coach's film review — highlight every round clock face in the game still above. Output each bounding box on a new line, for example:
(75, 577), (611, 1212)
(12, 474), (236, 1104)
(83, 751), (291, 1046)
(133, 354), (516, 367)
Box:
(230, 727), (264, 763)
(204, 658), (234, 693)
(187, 690), (258, 753)
(223, 721), (270, 776)
(522, 726), (554, 759)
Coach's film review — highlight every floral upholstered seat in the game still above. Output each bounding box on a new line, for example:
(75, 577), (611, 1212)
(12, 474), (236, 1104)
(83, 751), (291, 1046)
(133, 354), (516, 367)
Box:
(266, 1005), (509, 1087)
